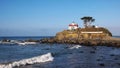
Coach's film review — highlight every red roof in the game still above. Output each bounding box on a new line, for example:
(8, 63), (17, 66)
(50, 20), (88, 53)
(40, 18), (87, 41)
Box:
(69, 24), (78, 26)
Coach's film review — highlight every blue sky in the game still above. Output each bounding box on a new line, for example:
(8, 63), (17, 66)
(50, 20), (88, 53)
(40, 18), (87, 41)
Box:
(0, 0), (120, 36)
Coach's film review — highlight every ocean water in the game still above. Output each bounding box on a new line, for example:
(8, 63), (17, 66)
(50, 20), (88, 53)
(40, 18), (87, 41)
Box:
(0, 36), (53, 40)
(0, 36), (120, 68)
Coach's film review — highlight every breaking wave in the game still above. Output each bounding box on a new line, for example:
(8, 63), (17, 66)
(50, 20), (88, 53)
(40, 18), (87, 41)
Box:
(69, 45), (82, 49)
(0, 53), (54, 68)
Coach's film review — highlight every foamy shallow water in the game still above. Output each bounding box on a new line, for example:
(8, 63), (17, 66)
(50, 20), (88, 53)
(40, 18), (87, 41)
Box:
(0, 44), (120, 68)
(0, 53), (53, 68)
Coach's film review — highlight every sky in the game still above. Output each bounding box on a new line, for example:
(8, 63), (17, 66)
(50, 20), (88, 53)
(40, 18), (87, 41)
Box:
(0, 0), (120, 36)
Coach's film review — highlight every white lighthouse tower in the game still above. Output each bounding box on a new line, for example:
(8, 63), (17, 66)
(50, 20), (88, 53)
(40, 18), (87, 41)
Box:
(68, 22), (78, 30)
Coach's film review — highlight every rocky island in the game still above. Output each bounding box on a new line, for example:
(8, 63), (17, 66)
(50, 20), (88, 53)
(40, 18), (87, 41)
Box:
(41, 16), (120, 47)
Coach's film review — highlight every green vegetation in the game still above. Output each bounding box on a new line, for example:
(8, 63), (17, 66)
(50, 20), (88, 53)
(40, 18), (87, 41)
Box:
(81, 16), (95, 28)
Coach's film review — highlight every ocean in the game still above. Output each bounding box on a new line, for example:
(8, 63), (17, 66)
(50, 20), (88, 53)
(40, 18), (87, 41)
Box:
(0, 36), (120, 68)
(0, 36), (53, 40)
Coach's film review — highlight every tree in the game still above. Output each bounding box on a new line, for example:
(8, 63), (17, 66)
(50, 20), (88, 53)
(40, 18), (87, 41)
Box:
(81, 16), (95, 28)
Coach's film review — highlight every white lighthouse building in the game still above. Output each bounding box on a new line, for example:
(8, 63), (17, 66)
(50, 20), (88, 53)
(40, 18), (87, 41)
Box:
(68, 22), (78, 30)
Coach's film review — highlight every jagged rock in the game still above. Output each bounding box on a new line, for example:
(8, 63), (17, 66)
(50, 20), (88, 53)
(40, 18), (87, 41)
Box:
(40, 27), (120, 47)
(55, 27), (112, 41)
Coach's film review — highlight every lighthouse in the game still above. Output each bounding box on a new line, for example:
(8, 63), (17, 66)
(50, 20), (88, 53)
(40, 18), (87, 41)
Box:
(68, 22), (78, 30)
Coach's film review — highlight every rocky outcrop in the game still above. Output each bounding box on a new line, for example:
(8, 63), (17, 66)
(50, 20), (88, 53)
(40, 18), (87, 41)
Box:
(40, 27), (120, 47)
(40, 37), (120, 47)
(55, 27), (112, 41)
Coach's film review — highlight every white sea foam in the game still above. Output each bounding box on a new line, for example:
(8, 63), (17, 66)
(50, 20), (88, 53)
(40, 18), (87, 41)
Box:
(0, 53), (54, 68)
(69, 45), (82, 49)
(17, 42), (37, 45)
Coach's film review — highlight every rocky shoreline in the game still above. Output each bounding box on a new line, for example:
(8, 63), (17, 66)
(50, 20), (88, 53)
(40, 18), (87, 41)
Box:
(0, 37), (120, 47)
(40, 37), (120, 47)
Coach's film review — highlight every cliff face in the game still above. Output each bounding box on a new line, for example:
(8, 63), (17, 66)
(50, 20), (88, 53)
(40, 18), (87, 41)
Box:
(55, 27), (112, 41)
